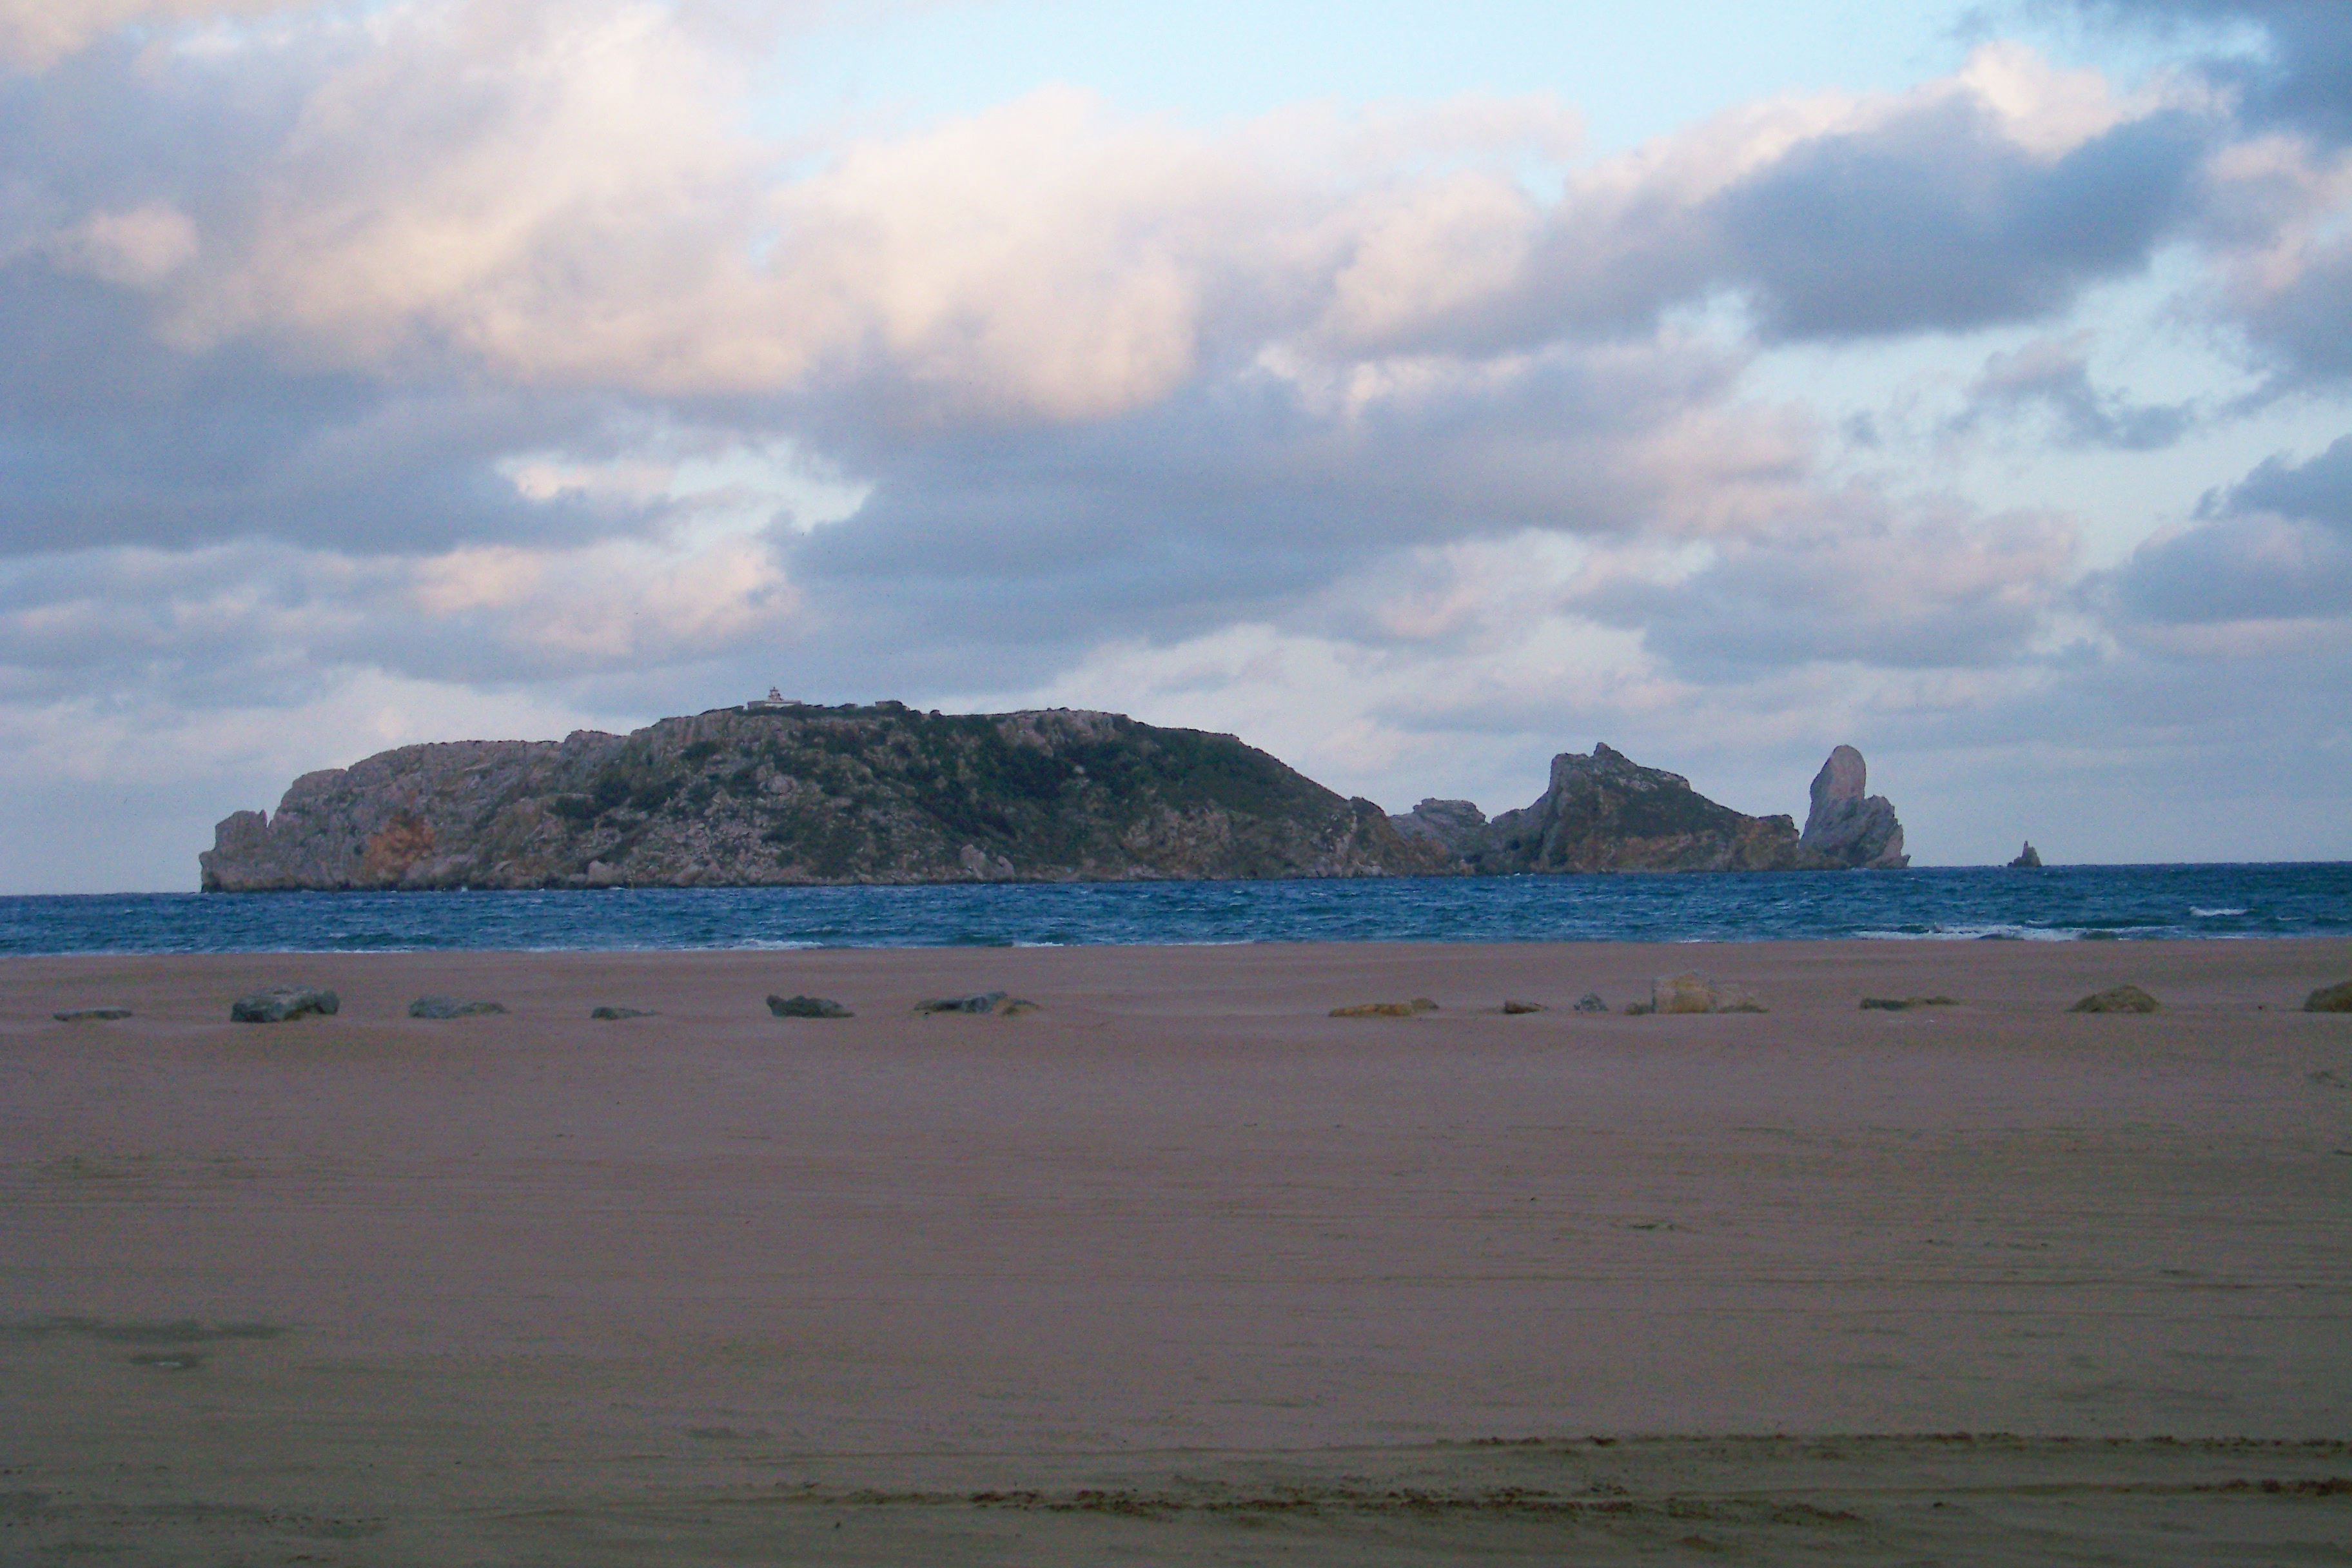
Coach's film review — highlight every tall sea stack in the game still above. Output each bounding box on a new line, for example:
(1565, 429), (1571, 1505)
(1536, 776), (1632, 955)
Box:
(1798, 745), (1909, 868)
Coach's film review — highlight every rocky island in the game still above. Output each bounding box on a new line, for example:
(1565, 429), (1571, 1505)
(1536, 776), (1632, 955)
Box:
(201, 702), (1456, 890)
(1390, 741), (1906, 873)
(202, 700), (1909, 889)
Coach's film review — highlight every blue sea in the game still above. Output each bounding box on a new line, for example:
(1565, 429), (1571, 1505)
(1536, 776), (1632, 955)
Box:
(1, 863), (2345, 954)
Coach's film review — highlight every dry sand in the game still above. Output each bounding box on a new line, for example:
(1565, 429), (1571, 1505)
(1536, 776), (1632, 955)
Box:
(3, 936), (2349, 1564)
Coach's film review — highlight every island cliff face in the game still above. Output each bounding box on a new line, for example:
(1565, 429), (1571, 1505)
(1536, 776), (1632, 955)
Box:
(1391, 743), (1816, 872)
(1391, 742), (1909, 873)
(1798, 744), (1909, 869)
(201, 703), (1456, 890)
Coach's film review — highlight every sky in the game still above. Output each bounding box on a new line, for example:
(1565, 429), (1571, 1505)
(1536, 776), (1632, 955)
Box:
(1, 0), (2347, 890)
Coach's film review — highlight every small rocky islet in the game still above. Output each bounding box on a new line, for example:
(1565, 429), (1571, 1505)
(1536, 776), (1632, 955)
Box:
(200, 697), (1910, 892)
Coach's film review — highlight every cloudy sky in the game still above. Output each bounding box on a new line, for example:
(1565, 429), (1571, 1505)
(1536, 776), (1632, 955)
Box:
(2, 0), (2347, 890)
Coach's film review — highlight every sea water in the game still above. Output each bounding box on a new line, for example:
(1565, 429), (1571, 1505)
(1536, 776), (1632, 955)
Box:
(1, 863), (2346, 954)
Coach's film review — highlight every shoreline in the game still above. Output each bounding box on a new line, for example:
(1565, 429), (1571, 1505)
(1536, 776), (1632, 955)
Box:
(6, 937), (2349, 1563)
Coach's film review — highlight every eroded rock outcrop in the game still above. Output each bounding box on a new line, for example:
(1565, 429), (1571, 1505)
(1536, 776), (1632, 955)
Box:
(1799, 745), (1909, 869)
(1461, 744), (1821, 873)
(1391, 798), (1491, 860)
(202, 703), (1458, 891)
(1387, 743), (1913, 874)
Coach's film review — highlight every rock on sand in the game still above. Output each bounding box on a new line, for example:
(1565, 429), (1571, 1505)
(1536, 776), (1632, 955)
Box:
(52, 1007), (132, 1022)
(2304, 980), (2352, 1014)
(1331, 999), (1439, 1019)
(230, 987), (339, 1023)
(914, 992), (1039, 1017)
(1636, 973), (1767, 1015)
(407, 997), (507, 1019)
(2071, 985), (2159, 1014)
(769, 994), (854, 1019)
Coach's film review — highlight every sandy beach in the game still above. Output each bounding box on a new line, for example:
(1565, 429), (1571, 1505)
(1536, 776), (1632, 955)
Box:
(4, 936), (2349, 1563)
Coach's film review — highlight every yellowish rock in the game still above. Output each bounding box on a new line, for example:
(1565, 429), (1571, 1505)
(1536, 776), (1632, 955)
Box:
(1331, 999), (1438, 1019)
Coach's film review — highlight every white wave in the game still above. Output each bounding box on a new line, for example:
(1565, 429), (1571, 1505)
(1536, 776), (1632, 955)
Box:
(2191, 906), (2248, 917)
(1854, 925), (2068, 941)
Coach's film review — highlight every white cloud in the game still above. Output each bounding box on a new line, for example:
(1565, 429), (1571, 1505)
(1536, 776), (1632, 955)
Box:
(136, 9), (2211, 414)
(0, 0), (291, 71)
(46, 202), (199, 285)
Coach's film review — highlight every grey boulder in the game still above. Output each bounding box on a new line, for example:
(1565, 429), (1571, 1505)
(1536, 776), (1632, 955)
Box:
(914, 992), (1039, 1016)
(768, 994), (853, 1019)
(53, 1006), (132, 1023)
(407, 996), (507, 1019)
(2071, 985), (2159, 1014)
(2303, 980), (2352, 1014)
(230, 987), (339, 1023)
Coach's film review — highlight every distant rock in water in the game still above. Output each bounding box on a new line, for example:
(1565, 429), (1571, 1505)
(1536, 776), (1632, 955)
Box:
(2009, 841), (2043, 868)
(1391, 798), (1491, 860)
(1389, 741), (1910, 875)
(1798, 745), (1909, 869)
(200, 702), (1456, 891)
(1433, 744), (1821, 873)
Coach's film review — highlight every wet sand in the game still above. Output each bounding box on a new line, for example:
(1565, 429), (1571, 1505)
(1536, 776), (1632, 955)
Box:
(4, 937), (2349, 1563)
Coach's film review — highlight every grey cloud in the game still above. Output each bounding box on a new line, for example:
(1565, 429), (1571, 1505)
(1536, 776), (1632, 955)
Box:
(0, 542), (386, 707)
(1571, 510), (2076, 679)
(783, 342), (1773, 669)
(1951, 336), (2193, 448)
(2112, 512), (2352, 624)
(0, 522), (800, 709)
(2228, 238), (2352, 386)
(0, 270), (671, 556)
(1709, 102), (2206, 340)
(2112, 435), (2352, 625)
(1359, 92), (2218, 360)
(0, 41), (689, 558)
(0, 35), (315, 213)
(2211, 432), (2352, 524)
(2070, 1), (2352, 142)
